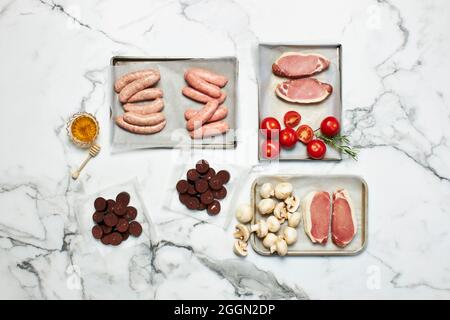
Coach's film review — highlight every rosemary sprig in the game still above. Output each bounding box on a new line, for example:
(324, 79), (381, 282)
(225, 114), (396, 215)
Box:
(315, 131), (359, 160)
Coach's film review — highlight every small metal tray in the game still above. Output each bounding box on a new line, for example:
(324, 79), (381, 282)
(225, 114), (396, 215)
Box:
(257, 43), (342, 161)
(110, 56), (238, 152)
(250, 174), (368, 256)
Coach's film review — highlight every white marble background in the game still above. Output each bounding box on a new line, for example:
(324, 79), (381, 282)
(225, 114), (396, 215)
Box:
(0, 0), (449, 299)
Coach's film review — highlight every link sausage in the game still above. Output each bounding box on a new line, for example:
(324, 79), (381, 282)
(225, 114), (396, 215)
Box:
(123, 112), (165, 127)
(182, 87), (226, 104)
(186, 68), (228, 88)
(186, 100), (219, 131)
(189, 121), (229, 139)
(123, 98), (164, 115)
(115, 115), (166, 134)
(114, 69), (159, 93)
(184, 105), (228, 122)
(185, 72), (221, 98)
(119, 73), (160, 103)
(128, 88), (163, 103)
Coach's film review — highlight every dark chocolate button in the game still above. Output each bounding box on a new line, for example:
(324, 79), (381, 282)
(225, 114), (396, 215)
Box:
(101, 234), (111, 245)
(92, 225), (103, 239)
(115, 192), (130, 206)
(176, 180), (189, 194)
(207, 200), (221, 215)
(110, 232), (123, 246)
(121, 230), (129, 241)
(92, 211), (104, 223)
(195, 179), (209, 193)
(200, 190), (214, 205)
(187, 184), (197, 195)
(196, 159), (210, 174)
(101, 224), (112, 234)
(213, 186), (227, 200)
(179, 193), (190, 205)
(209, 176), (223, 190)
(216, 170), (230, 184)
(203, 168), (216, 180)
(198, 202), (206, 211)
(106, 199), (116, 213)
(113, 203), (127, 216)
(94, 197), (107, 212)
(104, 213), (118, 227)
(129, 221), (143, 237)
(125, 206), (137, 221)
(186, 196), (200, 210)
(187, 169), (200, 182)
(116, 218), (129, 233)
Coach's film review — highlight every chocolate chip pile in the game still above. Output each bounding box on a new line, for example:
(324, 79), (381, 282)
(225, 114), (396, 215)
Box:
(176, 160), (230, 215)
(91, 191), (143, 246)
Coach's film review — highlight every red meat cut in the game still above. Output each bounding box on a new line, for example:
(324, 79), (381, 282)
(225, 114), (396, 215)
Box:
(331, 189), (357, 247)
(275, 78), (332, 104)
(272, 52), (330, 78)
(302, 191), (331, 244)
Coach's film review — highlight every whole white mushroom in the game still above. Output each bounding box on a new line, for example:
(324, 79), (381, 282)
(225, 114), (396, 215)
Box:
(274, 183), (293, 200)
(235, 203), (253, 224)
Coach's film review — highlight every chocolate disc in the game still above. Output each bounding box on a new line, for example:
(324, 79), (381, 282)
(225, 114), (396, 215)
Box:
(207, 200), (221, 215)
(186, 196), (200, 210)
(195, 159), (210, 174)
(104, 213), (118, 227)
(198, 202), (206, 211)
(110, 232), (123, 246)
(94, 197), (107, 212)
(209, 176), (223, 191)
(129, 221), (143, 237)
(213, 186), (227, 200)
(176, 180), (189, 194)
(200, 190), (214, 205)
(116, 218), (129, 233)
(113, 203), (127, 216)
(92, 211), (104, 224)
(187, 184), (197, 195)
(125, 206), (137, 221)
(101, 224), (112, 234)
(101, 234), (111, 245)
(179, 193), (190, 205)
(187, 169), (200, 182)
(216, 170), (231, 184)
(115, 192), (130, 206)
(203, 168), (216, 180)
(106, 199), (116, 213)
(92, 225), (103, 239)
(121, 230), (130, 241)
(195, 179), (209, 193)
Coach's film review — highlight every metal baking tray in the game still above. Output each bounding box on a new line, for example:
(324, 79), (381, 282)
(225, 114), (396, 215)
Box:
(250, 174), (368, 256)
(257, 43), (342, 161)
(110, 56), (238, 152)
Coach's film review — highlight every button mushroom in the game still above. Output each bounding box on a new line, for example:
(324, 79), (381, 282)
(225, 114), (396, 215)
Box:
(257, 198), (275, 215)
(235, 203), (253, 224)
(273, 202), (288, 223)
(266, 216), (281, 233)
(259, 183), (274, 199)
(262, 233), (278, 249)
(233, 224), (250, 242)
(270, 236), (288, 256)
(282, 226), (298, 245)
(285, 195), (300, 212)
(233, 240), (248, 257)
(250, 220), (269, 238)
(287, 211), (301, 228)
(274, 182), (293, 200)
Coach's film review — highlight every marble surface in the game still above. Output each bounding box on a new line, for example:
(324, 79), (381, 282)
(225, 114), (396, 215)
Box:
(0, 0), (449, 299)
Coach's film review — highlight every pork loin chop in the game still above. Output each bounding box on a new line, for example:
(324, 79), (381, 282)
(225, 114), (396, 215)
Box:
(302, 191), (331, 244)
(272, 52), (330, 78)
(331, 189), (357, 247)
(275, 78), (332, 104)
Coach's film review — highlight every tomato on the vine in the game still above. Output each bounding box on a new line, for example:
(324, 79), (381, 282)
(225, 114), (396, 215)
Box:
(283, 111), (301, 128)
(261, 140), (280, 159)
(279, 128), (297, 149)
(260, 117), (281, 139)
(320, 116), (340, 137)
(307, 139), (327, 159)
(296, 125), (314, 144)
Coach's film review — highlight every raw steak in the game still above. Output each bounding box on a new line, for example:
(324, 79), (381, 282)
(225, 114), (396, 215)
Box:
(331, 189), (357, 247)
(302, 191), (331, 244)
(275, 78), (332, 104)
(272, 52), (330, 78)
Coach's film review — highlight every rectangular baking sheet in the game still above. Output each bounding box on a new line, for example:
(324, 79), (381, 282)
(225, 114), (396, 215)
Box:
(250, 174), (368, 256)
(257, 43), (342, 161)
(110, 56), (237, 152)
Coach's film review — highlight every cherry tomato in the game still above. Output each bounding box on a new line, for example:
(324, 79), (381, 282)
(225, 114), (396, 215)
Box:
(283, 111), (301, 128)
(261, 140), (280, 159)
(279, 128), (297, 149)
(307, 139), (327, 160)
(296, 125), (314, 144)
(260, 117), (281, 139)
(320, 116), (340, 137)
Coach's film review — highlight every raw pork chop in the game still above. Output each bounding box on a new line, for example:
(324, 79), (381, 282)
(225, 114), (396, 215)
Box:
(275, 78), (332, 104)
(272, 52), (330, 78)
(302, 191), (331, 244)
(331, 189), (357, 247)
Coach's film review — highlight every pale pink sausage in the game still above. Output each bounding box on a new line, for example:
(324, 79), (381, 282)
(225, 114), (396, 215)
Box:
(115, 115), (166, 134)
(119, 73), (160, 103)
(185, 105), (228, 122)
(114, 69), (159, 93)
(186, 100), (219, 131)
(185, 72), (221, 98)
(123, 112), (165, 126)
(189, 121), (229, 139)
(182, 87), (226, 104)
(128, 88), (163, 103)
(186, 68), (228, 87)
(123, 98), (164, 115)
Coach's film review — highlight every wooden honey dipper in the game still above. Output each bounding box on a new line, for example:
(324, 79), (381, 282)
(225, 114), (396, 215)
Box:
(71, 144), (101, 180)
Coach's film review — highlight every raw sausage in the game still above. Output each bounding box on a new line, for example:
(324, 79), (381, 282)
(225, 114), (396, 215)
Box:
(185, 105), (228, 122)
(119, 73), (160, 103)
(123, 99), (164, 115)
(186, 100), (219, 131)
(114, 69), (159, 93)
(186, 68), (228, 87)
(128, 88), (163, 103)
(182, 87), (226, 104)
(189, 121), (229, 139)
(115, 115), (166, 134)
(123, 112), (165, 126)
(185, 72), (221, 98)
